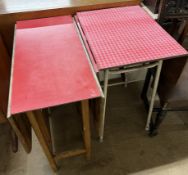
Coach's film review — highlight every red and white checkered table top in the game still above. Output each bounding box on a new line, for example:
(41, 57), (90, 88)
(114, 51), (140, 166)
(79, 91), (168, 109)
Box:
(77, 6), (188, 70)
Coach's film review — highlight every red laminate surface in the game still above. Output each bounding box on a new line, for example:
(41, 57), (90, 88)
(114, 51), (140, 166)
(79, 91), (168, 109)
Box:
(9, 16), (101, 116)
(77, 6), (188, 70)
(16, 15), (73, 29)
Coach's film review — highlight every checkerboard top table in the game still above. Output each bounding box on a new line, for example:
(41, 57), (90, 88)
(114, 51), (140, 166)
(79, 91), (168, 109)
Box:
(8, 16), (102, 116)
(77, 6), (188, 70)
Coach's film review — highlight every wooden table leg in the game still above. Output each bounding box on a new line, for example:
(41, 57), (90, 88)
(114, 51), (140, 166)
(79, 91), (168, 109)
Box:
(8, 115), (32, 153)
(26, 111), (58, 172)
(10, 129), (18, 153)
(179, 20), (188, 44)
(35, 110), (52, 152)
(93, 98), (102, 136)
(81, 100), (91, 160)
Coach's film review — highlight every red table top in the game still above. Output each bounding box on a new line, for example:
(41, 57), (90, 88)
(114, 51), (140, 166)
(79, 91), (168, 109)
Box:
(77, 6), (188, 70)
(8, 16), (102, 116)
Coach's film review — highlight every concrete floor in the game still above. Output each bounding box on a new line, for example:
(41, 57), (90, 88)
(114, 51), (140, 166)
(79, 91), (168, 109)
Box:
(1, 82), (188, 175)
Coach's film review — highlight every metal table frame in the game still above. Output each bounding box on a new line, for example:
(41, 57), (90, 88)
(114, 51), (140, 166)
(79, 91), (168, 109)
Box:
(99, 61), (163, 141)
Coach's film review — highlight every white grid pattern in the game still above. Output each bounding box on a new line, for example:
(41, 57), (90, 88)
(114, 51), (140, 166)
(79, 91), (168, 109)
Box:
(77, 6), (188, 70)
